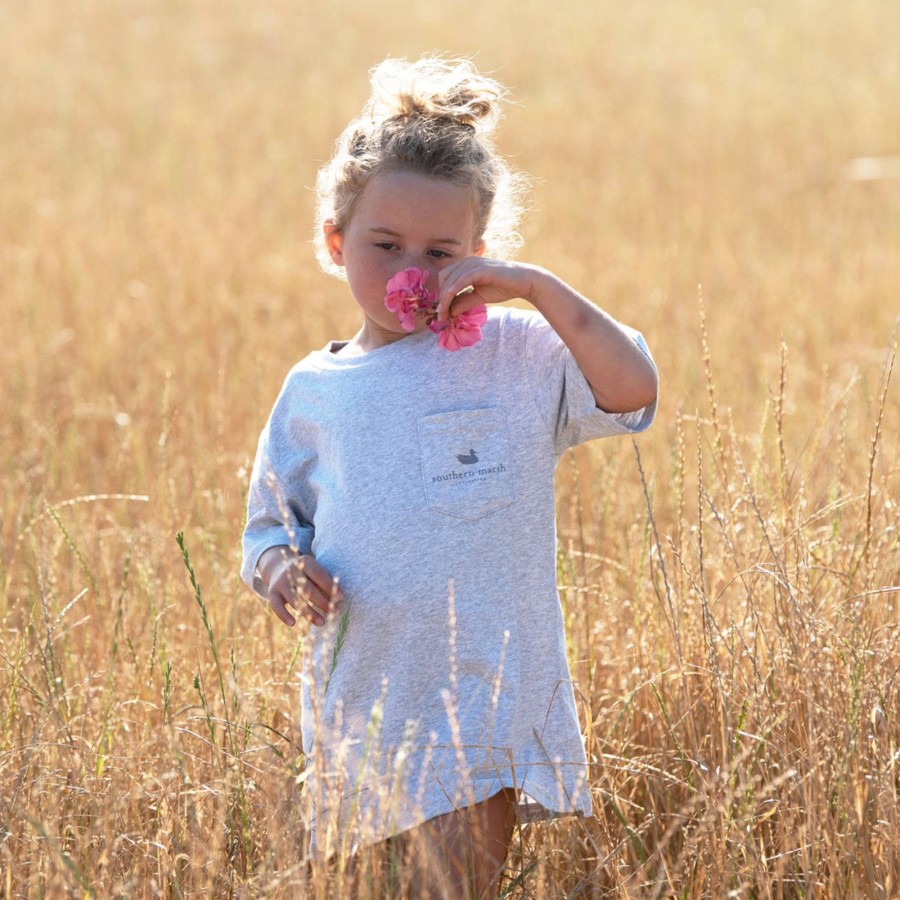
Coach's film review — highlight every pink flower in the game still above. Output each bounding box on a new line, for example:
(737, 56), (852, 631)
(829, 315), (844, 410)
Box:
(428, 304), (488, 351)
(384, 266), (487, 350)
(384, 267), (436, 332)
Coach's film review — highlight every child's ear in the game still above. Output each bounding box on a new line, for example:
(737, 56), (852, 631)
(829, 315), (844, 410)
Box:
(323, 220), (344, 265)
(474, 239), (486, 257)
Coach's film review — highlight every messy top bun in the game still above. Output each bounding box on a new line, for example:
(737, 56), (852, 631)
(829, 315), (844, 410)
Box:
(314, 57), (528, 277)
(364, 56), (503, 133)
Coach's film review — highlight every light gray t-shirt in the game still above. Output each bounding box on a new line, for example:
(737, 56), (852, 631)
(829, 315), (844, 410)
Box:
(242, 306), (656, 854)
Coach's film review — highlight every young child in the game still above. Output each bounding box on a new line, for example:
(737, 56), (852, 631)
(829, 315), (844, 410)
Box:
(242, 57), (658, 896)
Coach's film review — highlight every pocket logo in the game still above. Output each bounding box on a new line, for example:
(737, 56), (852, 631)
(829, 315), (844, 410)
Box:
(418, 408), (514, 520)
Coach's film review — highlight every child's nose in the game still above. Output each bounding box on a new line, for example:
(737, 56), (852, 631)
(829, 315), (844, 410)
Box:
(400, 256), (439, 281)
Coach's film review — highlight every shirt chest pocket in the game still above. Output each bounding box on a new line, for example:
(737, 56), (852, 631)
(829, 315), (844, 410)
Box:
(417, 408), (514, 521)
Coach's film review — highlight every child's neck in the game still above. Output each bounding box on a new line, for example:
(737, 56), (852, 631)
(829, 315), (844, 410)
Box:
(337, 325), (413, 356)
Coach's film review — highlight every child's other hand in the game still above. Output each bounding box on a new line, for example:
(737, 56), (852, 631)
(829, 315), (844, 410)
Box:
(434, 257), (541, 323)
(260, 548), (342, 628)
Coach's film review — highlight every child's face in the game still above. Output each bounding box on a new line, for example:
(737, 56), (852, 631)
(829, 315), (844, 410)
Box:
(324, 170), (483, 350)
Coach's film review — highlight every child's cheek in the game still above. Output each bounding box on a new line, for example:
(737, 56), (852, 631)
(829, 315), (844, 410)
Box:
(365, 249), (393, 281)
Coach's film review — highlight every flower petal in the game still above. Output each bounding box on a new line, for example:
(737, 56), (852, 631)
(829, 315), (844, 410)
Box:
(384, 267), (437, 327)
(435, 304), (487, 351)
(457, 305), (488, 327)
(385, 267), (427, 295)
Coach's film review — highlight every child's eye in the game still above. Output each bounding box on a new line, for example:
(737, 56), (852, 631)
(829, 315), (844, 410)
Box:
(374, 242), (397, 251)
(428, 249), (452, 259)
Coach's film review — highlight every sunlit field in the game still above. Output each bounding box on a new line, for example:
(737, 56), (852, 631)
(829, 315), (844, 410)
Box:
(2, 0), (898, 896)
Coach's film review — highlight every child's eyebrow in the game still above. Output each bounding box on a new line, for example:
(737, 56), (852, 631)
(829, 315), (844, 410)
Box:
(368, 227), (462, 246)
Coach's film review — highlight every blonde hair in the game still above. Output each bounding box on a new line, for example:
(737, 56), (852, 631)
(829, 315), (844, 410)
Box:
(314, 57), (529, 277)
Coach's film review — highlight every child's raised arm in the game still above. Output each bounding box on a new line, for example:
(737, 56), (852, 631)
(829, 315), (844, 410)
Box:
(435, 257), (659, 414)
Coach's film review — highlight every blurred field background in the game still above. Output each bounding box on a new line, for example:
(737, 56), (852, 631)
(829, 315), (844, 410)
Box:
(1, 0), (898, 896)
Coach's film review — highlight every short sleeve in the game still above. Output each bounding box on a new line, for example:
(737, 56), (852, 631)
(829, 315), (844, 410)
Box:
(241, 381), (317, 599)
(521, 311), (657, 454)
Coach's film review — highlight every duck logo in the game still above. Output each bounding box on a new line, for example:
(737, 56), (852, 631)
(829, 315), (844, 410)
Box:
(456, 449), (479, 465)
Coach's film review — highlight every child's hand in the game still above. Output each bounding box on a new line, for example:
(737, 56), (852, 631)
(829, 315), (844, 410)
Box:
(436, 255), (658, 414)
(434, 257), (540, 323)
(259, 547), (342, 628)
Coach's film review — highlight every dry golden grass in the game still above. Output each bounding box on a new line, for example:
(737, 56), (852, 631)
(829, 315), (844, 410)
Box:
(2, 0), (898, 896)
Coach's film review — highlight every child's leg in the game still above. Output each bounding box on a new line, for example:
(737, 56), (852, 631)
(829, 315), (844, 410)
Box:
(404, 788), (518, 899)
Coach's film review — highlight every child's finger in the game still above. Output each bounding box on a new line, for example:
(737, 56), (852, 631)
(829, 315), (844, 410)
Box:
(271, 583), (329, 628)
(268, 591), (297, 627)
(446, 290), (482, 319)
(436, 280), (475, 321)
(299, 580), (329, 613)
(301, 557), (342, 605)
(297, 586), (336, 627)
